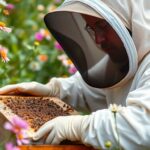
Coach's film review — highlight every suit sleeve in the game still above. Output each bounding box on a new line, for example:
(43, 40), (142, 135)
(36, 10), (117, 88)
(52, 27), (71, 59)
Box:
(56, 72), (107, 112)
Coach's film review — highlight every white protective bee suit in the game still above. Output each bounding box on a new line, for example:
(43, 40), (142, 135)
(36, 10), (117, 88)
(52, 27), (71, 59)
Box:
(43, 0), (150, 149)
(0, 0), (150, 150)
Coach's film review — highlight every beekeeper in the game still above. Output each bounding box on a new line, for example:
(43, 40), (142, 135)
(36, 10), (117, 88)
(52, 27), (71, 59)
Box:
(0, 0), (150, 149)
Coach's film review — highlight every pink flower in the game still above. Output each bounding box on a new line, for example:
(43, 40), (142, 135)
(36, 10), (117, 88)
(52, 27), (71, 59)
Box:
(4, 116), (29, 134)
(68, 66), (77, 74)
(16, 130), (30, 145)
(57, 54), (67, 61)
(54, 0), (62, 4)
(35, 32), (44, 41)
(6, 3), (15, 10)
(0, 21), (12, 33)
(40, 29), (51, 40)
(57, 54), (77, 74)
(62, 59), (70, 67)
(0, 26), (12, 33)
(35, 29), (51, 41)
(4, 116), (30, 145)
(5, 142), (20, 150)
(54, 41), (63, 51)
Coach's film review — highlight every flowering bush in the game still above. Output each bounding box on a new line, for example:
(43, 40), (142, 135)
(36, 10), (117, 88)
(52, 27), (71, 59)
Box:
(0, 0), (77, 87)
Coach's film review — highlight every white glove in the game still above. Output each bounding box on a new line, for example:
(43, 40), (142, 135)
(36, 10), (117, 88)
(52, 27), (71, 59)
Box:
(33, 115), (89, 144)
(0, 78), (61, 97)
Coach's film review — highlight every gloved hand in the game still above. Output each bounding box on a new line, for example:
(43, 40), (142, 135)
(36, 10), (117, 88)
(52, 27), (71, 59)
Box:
(33, 115), (89, 144)
(0, 78), (61, 97)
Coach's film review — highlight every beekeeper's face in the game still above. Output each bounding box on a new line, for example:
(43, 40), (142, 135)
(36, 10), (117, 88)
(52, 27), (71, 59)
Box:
(82, 14), (128, 63)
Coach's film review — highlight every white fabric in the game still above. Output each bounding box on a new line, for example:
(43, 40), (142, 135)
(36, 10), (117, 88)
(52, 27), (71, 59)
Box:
(100, 0), (150, 62)
(48, 0), (150, 149)
(57, 72), (107, 112)
(55, 53), (150, 150)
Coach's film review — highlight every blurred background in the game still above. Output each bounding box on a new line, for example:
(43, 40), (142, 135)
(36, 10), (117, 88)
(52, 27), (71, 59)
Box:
(0, 0), (77, 86)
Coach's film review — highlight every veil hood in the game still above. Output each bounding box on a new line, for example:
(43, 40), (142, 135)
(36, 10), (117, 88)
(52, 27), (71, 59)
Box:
(102, 0), (150, 62)
(44, 0), (145, 88)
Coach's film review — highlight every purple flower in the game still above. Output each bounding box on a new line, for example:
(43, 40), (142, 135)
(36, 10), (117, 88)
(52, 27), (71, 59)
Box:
(4, 116), (29, 134)
(6, 4), (15, 10)
(35, 32), (44, 41)
(54, 41), (63, 51)
(68, 66), (77, 74)
(16, 130), (30, 145)
(5, 142), (20, 150)
(4, 116), (30, 145)
(0, 21), (12, 33)
(54, 0), (62, 4)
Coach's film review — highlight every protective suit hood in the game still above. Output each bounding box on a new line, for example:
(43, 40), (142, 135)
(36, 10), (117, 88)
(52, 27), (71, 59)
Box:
(43, 0), (145, 88)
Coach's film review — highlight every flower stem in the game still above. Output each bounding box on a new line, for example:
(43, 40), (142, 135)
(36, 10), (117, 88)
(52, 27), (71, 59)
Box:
(114, 113), (122, 150)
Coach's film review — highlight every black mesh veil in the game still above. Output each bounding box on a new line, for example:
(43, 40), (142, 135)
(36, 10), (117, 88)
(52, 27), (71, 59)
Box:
(44, 11), (129, 88)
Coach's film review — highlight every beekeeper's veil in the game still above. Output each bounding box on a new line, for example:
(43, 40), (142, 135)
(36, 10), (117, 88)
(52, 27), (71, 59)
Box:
(44, 0), (141, 88)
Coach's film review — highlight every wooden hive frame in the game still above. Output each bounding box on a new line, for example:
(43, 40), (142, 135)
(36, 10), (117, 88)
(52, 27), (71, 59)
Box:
(0, 95), (78, 139)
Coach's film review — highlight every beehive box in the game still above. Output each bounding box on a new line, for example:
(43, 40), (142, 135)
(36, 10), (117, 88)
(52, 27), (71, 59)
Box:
(19, 145), (97, 150)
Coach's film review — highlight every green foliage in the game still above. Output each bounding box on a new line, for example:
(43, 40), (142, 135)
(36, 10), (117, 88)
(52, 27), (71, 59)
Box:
(0, 0), (71, 86)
